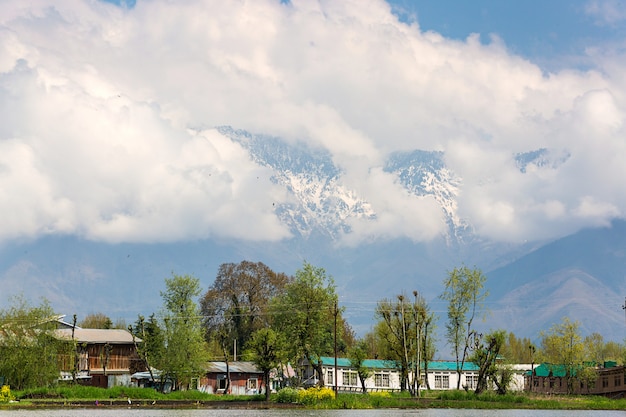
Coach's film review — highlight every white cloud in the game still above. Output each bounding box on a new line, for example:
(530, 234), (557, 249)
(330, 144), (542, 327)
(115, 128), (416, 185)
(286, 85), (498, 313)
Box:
(1, 0), (626, 244)
(585, 0), (626, 25)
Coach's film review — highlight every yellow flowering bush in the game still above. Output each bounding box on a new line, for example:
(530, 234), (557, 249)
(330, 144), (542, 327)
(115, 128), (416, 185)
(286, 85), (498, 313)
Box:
(297, 387), (335, 405)
(369, 391), (391, 398)
(0, 385), (14, 403)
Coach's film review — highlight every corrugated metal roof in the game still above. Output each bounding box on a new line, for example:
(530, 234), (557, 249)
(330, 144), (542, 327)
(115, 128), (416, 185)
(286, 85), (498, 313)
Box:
(204, 361), (262, 374)
(318, 357), (479, 371)
(531, 363), (575, 377)
(319, 357), (397, 369)
(427, 361), (479, 371)
(54, 328), (139, 344)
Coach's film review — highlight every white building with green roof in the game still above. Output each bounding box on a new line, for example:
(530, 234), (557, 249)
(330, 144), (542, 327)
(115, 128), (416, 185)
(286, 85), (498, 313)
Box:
(312, 357), (484, 392)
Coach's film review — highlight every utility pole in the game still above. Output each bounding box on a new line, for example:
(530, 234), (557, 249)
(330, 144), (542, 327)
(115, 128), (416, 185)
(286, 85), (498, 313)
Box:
(333, 298), (338, 395)
(622, 297), (626, 325)
(413, 290), (420, 398)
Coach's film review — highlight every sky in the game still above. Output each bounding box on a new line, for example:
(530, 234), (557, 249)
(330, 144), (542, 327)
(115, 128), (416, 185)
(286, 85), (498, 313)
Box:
(2, 0), (626, 246)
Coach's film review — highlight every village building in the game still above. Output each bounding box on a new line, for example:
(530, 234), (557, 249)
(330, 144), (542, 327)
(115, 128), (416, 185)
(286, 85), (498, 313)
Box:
(198, 361), (265, 395)
(527, 362), (626, 397)
(301, 357), (518, 393)
(55, 327), (143, 388)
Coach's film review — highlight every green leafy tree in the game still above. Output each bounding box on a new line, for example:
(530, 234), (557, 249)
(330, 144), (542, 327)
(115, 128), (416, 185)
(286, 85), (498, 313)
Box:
(270, 262), (338, 387)
(373, 291), (432, 395)
(539, 317), (585, 394)
(583, 332), (606, 365)
(348, 340), (371, 393)
(247, 328), (285, 400)
(470, 330), (507, 394)
(440, 266), (488, 389)
(602, 340), (624, 364)
(0, 296), (66, 389)
(79, 313), (113, 329)
(200, 261), (290, 355)
(500, 331), (535, 363)
(160, 274), (207, 390)
(131, 313), (165, 380)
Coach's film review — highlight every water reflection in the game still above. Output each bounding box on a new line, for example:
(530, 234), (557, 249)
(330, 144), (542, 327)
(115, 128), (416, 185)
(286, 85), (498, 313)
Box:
(1, 409), (624, 417)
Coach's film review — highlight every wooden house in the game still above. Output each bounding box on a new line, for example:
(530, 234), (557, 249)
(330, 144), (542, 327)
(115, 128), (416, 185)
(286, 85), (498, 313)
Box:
(527, 362), (626, 397)
(55, 328), (143, 388)
(198, 361), (265, 395)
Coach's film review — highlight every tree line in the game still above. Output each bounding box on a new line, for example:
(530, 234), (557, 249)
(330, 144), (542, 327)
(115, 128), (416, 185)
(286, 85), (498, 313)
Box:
(1, 261), (624, 398)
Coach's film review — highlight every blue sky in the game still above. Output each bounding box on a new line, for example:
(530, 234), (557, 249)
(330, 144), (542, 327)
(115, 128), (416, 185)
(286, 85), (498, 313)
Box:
(391, 0), (626, 70)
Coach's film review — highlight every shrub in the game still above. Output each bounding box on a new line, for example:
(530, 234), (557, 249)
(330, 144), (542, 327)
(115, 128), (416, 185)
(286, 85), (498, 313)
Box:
(297, 387), (335, 405)
(0, 386), (14, 403)
(276, 387), (299, 403)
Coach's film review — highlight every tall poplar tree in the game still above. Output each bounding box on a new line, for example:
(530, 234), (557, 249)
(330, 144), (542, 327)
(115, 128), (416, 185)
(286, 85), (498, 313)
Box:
(270, 262), (338, 387)
(440, 266), (488, 389)
(160, 274), (207, 390)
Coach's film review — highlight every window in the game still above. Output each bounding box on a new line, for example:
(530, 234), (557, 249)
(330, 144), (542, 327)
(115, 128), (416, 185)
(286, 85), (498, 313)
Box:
(434, 374), (449, 389)
(465, 374), (478, 390)
(374, 372), (390, 387)
(217, 375), (227, 390)
(327, 370), (334, 385)
(603, 377), (609, 388)
(247, 378), (258, 390)
(615, 375), (621, 387)
(342, 370), (357, 386)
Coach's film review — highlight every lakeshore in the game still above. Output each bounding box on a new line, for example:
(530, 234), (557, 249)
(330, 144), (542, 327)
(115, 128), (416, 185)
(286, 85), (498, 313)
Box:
(3, 391), (626, 411)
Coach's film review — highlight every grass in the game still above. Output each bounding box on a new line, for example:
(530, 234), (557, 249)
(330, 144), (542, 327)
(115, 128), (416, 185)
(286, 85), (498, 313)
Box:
(14, 385), (264, 404)
(7, 385), (626, 410)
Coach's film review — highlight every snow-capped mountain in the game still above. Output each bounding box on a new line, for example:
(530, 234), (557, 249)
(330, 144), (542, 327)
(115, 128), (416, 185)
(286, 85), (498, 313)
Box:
(218, 126), (375, 240)
(384, 150), (471, 244)
(218, 126), (470, 243)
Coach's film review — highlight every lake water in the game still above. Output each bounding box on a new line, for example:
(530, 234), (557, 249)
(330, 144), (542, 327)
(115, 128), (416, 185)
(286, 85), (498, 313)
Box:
(1, 409), (625, 417)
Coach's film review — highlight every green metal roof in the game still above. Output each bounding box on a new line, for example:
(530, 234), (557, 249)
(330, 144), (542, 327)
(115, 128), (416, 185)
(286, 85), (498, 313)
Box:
(531, 363), (578, 377)
(427, 361), (479, 372)
(318, 357), (479, 371)
(319, 357), (397, 369)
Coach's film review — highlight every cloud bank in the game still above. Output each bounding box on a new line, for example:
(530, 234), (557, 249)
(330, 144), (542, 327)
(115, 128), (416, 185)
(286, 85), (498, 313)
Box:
(1, 0), (625, 245)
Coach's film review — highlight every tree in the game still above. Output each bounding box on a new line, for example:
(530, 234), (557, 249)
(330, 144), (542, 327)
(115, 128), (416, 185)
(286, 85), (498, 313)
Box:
(500, 331), (535, 363)
(200, 261), (290, 355)
(247, 328), (285, 400)
(470, 330), (507, 394)
(583, 332), (605, 365)
(160, 274), (207, 390)
(348, 340), (371, 393)
(131, 313), (165, 382)
(440, 266), (488, 389)
(602, 340), (624, 364)
(539, 317), (585, 394)
(373, 291), (432, 395)
(0, 296), (65, 389)
(420, 309), (437, 390)
(79, 313), (113, 329)
(270, 262), (338, 387)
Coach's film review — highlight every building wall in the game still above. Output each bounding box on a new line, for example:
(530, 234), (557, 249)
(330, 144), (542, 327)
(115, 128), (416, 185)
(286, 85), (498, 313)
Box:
(199, 373), (264, 395)
(321, 365), (402, 392)
(528, 366), (626, 397)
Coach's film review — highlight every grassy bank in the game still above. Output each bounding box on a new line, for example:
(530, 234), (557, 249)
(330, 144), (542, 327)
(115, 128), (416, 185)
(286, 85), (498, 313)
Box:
(4, 385), (626, 410)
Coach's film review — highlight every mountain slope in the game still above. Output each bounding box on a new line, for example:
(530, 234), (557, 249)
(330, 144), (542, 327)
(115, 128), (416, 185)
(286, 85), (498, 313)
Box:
(485, 220), (626, 341)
